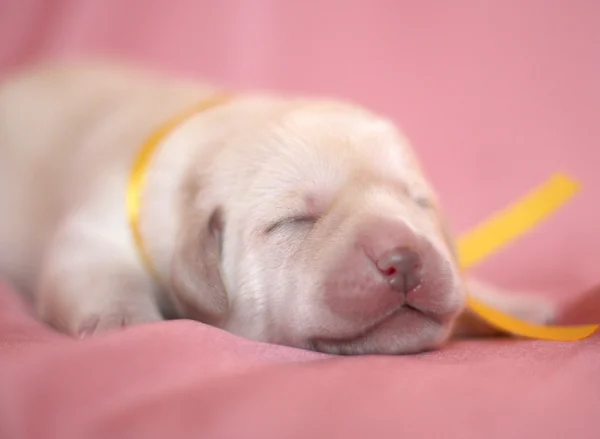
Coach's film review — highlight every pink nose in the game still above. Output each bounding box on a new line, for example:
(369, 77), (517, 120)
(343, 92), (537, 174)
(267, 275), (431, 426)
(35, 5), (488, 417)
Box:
(376, 247), (423, 294)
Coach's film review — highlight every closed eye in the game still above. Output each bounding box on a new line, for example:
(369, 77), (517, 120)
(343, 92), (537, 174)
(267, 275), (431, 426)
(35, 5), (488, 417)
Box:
(413, 196), (432, 209)
(264, 215), (317, 235)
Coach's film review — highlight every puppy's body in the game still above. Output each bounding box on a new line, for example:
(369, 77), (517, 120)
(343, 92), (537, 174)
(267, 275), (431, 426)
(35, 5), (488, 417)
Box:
(0, 62), (553, 354)
(1, 64), (213, 293)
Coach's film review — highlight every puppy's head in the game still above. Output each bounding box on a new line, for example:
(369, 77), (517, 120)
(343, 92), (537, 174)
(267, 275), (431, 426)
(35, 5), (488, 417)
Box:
(172, 100), (466, 355)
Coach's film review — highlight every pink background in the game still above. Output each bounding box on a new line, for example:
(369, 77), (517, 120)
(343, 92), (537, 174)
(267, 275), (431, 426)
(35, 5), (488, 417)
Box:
(1, 2), (600, 439)
(2, 0), (599, 301)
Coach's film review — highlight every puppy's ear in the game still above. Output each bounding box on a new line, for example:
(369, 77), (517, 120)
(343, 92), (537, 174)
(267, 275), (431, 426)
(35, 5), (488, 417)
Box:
(171, 207), (229, 325)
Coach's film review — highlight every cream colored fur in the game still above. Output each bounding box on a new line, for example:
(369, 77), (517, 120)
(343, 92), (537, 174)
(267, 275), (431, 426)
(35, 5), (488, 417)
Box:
(0, 61), (554, 354)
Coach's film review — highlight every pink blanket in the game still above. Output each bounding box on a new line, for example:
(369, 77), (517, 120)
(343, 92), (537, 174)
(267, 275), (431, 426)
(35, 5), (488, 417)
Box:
(1, 1), (600, 437)
(1, 283), (599, 439)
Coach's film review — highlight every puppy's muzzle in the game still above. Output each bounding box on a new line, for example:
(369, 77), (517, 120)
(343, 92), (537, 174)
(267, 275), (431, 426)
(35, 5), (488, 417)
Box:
(321, 217), (456, 325)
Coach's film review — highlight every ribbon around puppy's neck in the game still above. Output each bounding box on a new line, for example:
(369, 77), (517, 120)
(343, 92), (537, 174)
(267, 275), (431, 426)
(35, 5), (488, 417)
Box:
(127, 93), (232, 285)
(459, 173), (598, 341)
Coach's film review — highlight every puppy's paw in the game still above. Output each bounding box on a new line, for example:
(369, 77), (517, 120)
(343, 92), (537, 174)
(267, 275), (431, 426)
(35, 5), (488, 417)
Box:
(466, 277), (558, 325)
(76, 306), (162, 337)
(460, 278), (559, 338)
(37, 274), (164, 337)
(500, 294), (557, 325)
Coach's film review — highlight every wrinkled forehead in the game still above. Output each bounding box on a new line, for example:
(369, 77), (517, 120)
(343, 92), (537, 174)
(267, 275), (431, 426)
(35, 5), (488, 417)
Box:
(252, 106), (430, 202)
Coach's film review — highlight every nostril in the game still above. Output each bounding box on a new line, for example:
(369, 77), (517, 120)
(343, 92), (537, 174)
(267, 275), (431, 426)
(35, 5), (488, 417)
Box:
(376, 247), (423, 294)
(383, 266), (397, 277)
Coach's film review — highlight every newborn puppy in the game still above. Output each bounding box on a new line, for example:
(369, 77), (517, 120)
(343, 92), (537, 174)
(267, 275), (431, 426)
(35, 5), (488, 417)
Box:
(0, 62), (554, 354)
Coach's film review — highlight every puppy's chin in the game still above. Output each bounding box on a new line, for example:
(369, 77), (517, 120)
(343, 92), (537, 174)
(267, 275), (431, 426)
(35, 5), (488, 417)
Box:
(304, 307), (455, 355)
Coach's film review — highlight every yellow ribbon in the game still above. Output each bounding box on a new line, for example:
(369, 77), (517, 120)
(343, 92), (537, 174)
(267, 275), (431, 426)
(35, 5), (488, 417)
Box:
(127, 93), (231, 283)
(127, 97), (597, 342)
(459, 173), (598, 341)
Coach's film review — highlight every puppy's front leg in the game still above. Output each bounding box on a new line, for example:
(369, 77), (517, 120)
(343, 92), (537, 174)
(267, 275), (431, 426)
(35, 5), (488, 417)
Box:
(36, 214), (163, 336)
(452, 277), (557, 338)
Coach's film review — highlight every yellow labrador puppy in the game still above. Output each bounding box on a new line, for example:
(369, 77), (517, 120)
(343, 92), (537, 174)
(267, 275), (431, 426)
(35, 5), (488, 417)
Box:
(0, 62), (554, 354)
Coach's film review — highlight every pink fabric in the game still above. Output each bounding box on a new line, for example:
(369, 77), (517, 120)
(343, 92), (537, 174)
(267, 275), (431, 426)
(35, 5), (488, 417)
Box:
(1, 283), (600, 439)
(1, 1), (600, 438)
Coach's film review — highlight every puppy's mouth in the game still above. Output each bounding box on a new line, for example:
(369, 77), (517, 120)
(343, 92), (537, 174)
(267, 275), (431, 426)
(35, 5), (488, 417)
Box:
(308, 304), (434, 354)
